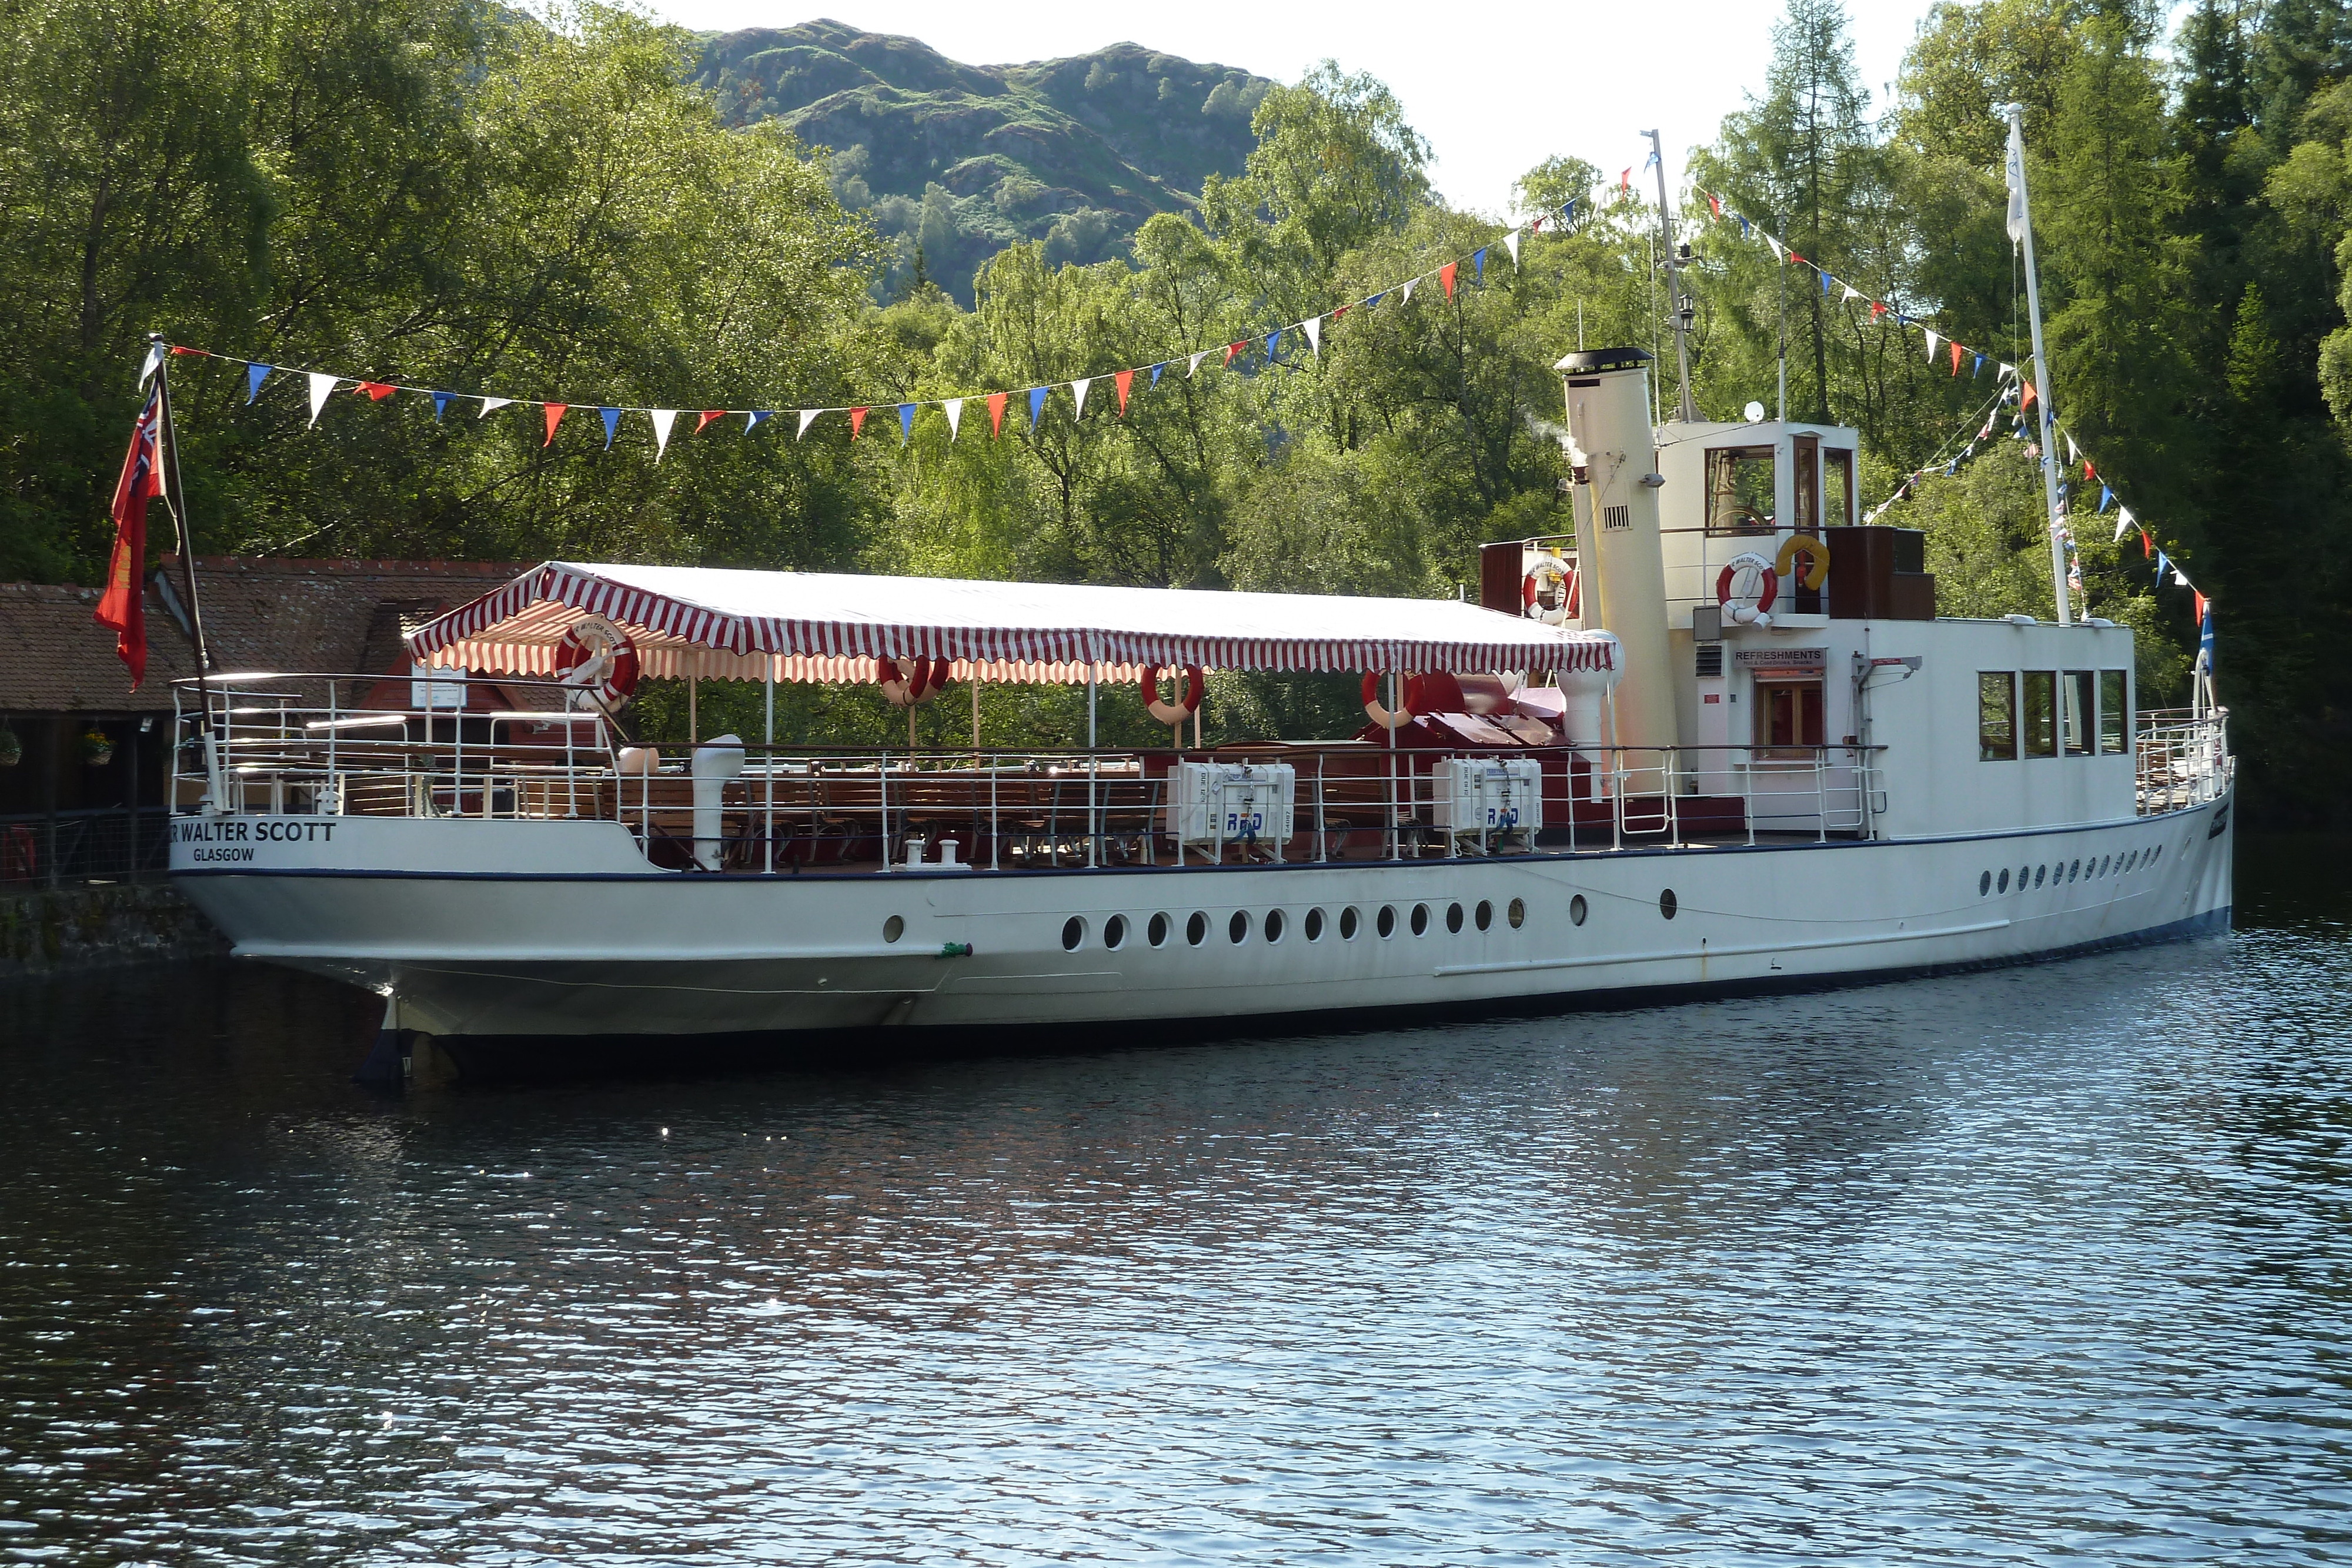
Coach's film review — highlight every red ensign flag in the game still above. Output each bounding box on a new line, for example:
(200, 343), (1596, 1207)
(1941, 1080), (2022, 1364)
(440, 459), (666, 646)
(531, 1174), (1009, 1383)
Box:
(96, 383), (166, 689)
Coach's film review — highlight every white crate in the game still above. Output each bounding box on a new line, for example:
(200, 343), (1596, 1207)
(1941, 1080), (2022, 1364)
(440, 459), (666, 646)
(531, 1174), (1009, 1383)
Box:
(1167, 761), (1296, 846)
(1431, 757), (1544, 837)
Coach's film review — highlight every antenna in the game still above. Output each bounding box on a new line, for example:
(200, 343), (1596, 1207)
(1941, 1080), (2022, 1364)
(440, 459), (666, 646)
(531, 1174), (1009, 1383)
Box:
(1641, 129), (1698, 423)
(1997, 102), (2071, 627)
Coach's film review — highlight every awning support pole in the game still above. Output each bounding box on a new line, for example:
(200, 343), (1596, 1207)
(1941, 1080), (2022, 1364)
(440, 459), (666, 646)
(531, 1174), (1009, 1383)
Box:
(763, 666), (774, 875)
(1087, 656), (1099, 868)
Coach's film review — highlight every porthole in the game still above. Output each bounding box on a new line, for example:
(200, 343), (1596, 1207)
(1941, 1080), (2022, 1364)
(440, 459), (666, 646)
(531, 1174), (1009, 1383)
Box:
(1229, 910), (1250, 944)
(1104, 914), (1128, 950)
(1061, 915), (1087, 951)
(1186, 911), (1208, 946)
(1509, 897), (1528, 929)
(2034, 865), (2046, 888)
(2017, 865), (2030, 891)
(1659, 888), (1679, 920)
(883, 914), (906, 944)
(1377, 905), (1397, 939)
(1304, 907), (1325, 941)
(1979, 871), (1992, 897)
(1338, 906), (1360, 940)
(1474, 899), (1494, 931)
(1997, 868), (2010, 894)
(1445, 902), (1465, 934)
(2069, 860), (2080, 882)
(1568, 894), (1586, 926)
(2100, 855), (2110, 877)
(1265, 909), (1286, 943)
(1410, 903), (1431, 936)
(1148, 912), (1171, 947)
(2154, 845), (2164, 862)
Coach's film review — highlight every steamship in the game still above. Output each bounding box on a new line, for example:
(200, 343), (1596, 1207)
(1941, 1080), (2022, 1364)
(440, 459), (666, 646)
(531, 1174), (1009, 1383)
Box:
(163, 340), (2233, 1063)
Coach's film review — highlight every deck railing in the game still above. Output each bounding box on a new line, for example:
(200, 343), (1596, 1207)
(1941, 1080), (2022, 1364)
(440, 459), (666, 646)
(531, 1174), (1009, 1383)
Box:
(166, 674), (1889, 870)
(2135, 709), (2231, 813)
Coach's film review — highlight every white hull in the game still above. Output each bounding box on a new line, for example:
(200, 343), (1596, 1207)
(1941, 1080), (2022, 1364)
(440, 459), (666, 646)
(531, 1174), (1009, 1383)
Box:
(171, 796), (2233, 1044)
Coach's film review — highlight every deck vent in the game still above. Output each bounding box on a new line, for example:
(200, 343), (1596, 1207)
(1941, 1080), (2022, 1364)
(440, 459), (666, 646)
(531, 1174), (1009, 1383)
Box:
(1695, 643), (1723, 678)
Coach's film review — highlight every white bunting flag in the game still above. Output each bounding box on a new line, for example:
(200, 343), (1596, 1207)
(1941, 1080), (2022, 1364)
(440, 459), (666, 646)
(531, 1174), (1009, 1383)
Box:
(1766, 234), (1784, 262)
(2066, 434), (2080, 464)
(1071, 377), (1091, 417)
(1504, 232), (1521, 266)
(308, 372), (341, 427)
(796, 408), (820, 440)
(1301, 316), (1321, 355)
(1401, 277), (1418, 303)
(1841, 285), (1860, 302)
(2000, 362), (2016, 380)
(1923, 329), (1940, 361)
(2174, 569), (2190, 587)
(1188, 350), (1210, 377)
(649, 409), (677, 461)
(2113, 508), (2133, 543)
(137, 342), (166, 388)
(477, 396), (511, 417)
(943, 397), (963, 440)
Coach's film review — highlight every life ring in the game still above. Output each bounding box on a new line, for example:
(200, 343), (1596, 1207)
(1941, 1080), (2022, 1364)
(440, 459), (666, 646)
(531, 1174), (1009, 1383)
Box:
(1776, 533), (1829, 591)
(878, 656), (952, 706)
(1716, 553), (1778, 624)
(1361, 671), (1410, 731)
(1140, 664), (1205, 726)
(1522, 557), (1578, 626)
(554, 614), (640, 712)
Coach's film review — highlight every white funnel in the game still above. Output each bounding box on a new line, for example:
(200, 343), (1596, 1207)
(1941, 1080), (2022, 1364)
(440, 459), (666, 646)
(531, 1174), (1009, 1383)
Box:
(1558, 347), (1676, 756)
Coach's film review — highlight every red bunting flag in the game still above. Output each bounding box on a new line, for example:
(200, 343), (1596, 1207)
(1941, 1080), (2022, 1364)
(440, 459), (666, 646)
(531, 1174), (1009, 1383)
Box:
(1334, 304), (1349, 319)
(2083, 459), (2096, 481)
(543, 403), (567, 445)
(1619, 168), (1631, 193)
(1788, 250), (1806, 266)
(96, 382), (166, 690)
(1708, 192), (1722, 218)
(2020, 380), (2037, 409)
(1870, 300), (1886, 321)
(355, 381), (396, 402)
(1224, 342), (1244, 366)
(2141, 531), (2153, 558)
(848, 406), (868, 439)
(1529, 217), (1545, 234)
(1439, 261), (1458, 299)
(695, 409), (725, 436)
(987, 392), (1007, 437)
(1950, 341), (1963, 376)
(1114, 368), (1132, 415)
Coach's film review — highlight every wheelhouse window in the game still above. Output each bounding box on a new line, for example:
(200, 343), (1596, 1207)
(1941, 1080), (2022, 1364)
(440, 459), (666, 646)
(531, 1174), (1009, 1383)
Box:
(1792, 433), (1819, 533)
(2062, 671), (2095, 756)
(2022, 670), (2057, 758)
(2099, 670), (2131, 754)
(1705, 446), (1776, 534)
(1979, 673), (2017, 761)
(1823, 449), (1856, 529)
(1755, 680), (1824, 754)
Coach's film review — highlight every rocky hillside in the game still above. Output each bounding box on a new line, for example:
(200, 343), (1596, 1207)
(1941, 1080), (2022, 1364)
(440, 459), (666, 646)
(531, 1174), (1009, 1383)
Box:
(691, 21), (1273, 303)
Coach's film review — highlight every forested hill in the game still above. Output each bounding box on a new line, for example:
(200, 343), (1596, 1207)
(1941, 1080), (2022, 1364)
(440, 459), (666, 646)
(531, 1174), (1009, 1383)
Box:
(690, 21), (1272, 302)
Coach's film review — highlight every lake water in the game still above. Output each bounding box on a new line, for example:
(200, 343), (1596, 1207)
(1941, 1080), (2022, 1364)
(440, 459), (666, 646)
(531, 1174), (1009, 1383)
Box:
(3, 839), (2348, 1565)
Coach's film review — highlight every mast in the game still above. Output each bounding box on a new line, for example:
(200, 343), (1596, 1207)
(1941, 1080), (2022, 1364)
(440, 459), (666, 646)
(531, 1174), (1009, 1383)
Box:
(1999, 105), (2071, 626)
(1642, 129), (1698, 423)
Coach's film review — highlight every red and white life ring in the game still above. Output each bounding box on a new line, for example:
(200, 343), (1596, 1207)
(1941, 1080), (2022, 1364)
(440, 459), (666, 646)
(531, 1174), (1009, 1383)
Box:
(878, 656), (952, 706)
(1716, 553), (1779, 625)
(1361, 671), (1410, 731)
(554, 614), (640, 712)
(1522, 556), (1578, 626)
(1140, 664), (1205, 726)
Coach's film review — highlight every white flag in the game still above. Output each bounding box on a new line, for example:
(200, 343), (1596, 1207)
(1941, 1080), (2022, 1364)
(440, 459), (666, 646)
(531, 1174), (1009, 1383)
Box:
(2005, 117), (2030, 246)
(1401, 277), (1418, 303)
(1301, 316), (1322, 356)
(1999, 362), (2016, 381)
(1923, 329), (1940, 361)
(943, 397), (963, 440)
(2113, 509), (2133, 543)
(2174, 569), (2190, 587)
(137, 342), (166, 388)
(1841, 285), (1860, 302)
(2066, 434), (2080, 464)
(1188, 350), (1209, 377)
(478, 396), (510, 417)
(1766, 234), (1784, 262)
(796, 408), (820, 439)
(649, 409), (677, 461)
(1504, 232), (1521, 266)
(1071, 377), (1091, 417)
(308, 372), (341, 427)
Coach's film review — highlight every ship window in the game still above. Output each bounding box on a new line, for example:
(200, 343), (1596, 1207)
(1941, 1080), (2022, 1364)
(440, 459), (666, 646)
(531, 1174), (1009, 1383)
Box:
(1509, 897), (1528, 928)
(1824, 448), (1856, 528)
(1304, 907), (1325, 941)
(1475, 899), (1493, 931)
(2069, 859), (2080, 882)
(1265, 909), (1285, 943)
(1446, 902), (1465, 934)
(884, 914), (905, 944)
(1339, 906), (1359, 940)
(1062, 916), (1087, 951)
(1104, 914), (1128, 950)
(1187, 911), (1208, 946)
(1756, 681), (1823, 753)
(1149, 912), (1171, 947)
(1979, 871), (1991, 897)
(1997, 868), (2010, 893)
(2034, 865), (2046, 888)
(1409, 902), (1431, 936)
(1979, 673), (2018, 761)
(2017, 865), (2029, 890)
(1377, 905), (1397, 938)
(1569, 894), (1586, 925)
(1659, 888), (1679, 920)
(1705, 445), (1776, 534)
(2063, 671), (2095, 756)
(2099, 670), (2130, 754)
(1229, 910), (1250, 944)
(2022, 671), (2057, 758)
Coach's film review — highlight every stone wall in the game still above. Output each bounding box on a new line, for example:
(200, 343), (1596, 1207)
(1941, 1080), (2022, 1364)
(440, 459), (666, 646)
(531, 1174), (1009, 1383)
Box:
(0, 880), (226, 979)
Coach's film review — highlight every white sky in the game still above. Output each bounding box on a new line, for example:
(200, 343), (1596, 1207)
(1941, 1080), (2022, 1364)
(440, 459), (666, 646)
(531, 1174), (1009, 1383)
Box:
(641, 0), (1939, 217)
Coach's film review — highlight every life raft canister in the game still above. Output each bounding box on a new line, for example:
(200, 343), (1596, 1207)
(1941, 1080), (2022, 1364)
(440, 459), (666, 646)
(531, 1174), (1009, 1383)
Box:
(554, 613), (640, 712)
(1716, 552), (1779, 624)
(878, 656), (953, 706)
(1361, 671), (1410, 731)
(1776, 533), (1829, 592)
(1521, 556), (1578, 626)
(1140, 664), (1205, 726)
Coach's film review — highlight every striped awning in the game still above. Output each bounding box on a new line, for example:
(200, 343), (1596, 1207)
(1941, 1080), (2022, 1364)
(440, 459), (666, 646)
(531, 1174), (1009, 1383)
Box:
(406, 561), (1617, 681)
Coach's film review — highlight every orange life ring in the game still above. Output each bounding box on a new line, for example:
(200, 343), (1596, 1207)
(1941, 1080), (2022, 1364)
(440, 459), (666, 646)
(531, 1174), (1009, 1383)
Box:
(1140, 664), (1205, 725)
(1716, 553), (1779, 623)
(554, 614), (640, 712)
(1361, 671), (1409, 731)
(878, 656), (952, 706)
